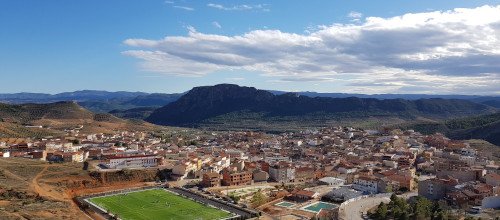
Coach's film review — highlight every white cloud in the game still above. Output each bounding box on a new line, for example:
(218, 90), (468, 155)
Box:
(226, 77), (245, 81)
(348, 11), (363, 19)
(173, 5), (194, 11)
(348, 11), (363, 22)
(124, 5), (500, 94)
(212, 21), (222, 29)
(164, 0), (174, 4)
(207, 3), (269, 12)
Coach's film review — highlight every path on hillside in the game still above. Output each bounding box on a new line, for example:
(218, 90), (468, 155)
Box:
(1, 168), (27, 182)
(31, 165), (65, 201)
(32, 164), (92, 219)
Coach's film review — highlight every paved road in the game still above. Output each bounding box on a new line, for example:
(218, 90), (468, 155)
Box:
(340, 196), (390, 220)
(339, 192), (417, 220)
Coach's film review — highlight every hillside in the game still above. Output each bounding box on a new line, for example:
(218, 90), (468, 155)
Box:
(269, 91), (500, 108)
(146, 84), (496, 130)
(123, 93), (183, 106)
(449, 121), (500, 146)
(0, 101), (160, 137)
(0, 101), (94, 123)
(395, 112), (500, 146)
(109, 107), (157, 120)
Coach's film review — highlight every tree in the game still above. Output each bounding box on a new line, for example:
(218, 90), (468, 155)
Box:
(229, 194), (240, 203)
(385, 184), (393, 193)
(434, 211), (447, 220)
(398, 211), (410, 220)
(374, 202), (388, 219)
(390, 193), (398, 203)
(413, 197), (433, 220)
(251, 190), (267, 207)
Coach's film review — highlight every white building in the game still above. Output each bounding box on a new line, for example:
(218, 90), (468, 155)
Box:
(103, 155), (160, 169)
(353, 176), (379, 194)
(459, 155), (476, 166)
(172, 161), (198, 179)
(211, 156), (230, 173)
(264, 155), (291, 164)
(1, 151), (10, 158)
(269, 164), (295, 183)
(319, 177), (345, 187)
(337, 166), (357, 174)
(383, 160), (398, 168)
(460, 148), (477, 157)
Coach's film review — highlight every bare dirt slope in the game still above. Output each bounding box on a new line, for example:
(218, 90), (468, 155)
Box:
(0, 158), (89, 219)
(0, 158), (161, 219)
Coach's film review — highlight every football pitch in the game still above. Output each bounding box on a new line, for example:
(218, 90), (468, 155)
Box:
(89, 189), (232, 220)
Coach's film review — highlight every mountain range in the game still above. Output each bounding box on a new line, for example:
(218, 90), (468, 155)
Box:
(0, 84), (499, 145)
(0, 91), (183, 113)
(1, 88), (499, 112)
(146, 84), (496, 127)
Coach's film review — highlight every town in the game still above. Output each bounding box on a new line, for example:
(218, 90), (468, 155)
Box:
(1, 126), (498, 220)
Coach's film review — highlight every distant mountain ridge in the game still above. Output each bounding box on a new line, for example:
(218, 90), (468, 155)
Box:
(0, 90), (183, 113)
(271, 91), (500, 108)
(0, 90), (147, 103)
(146, 84), (497, 127)
(1, 89), (498, 112)
(269, 90), (492, 100)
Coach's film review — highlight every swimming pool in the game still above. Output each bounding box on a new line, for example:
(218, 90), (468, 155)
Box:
(301, 201), (338, 213)
(275, 201), (296, 208)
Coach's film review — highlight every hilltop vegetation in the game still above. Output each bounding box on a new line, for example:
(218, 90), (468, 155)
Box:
(0, 101), (94, 123)
(395, 112), (500, 145)
(109, 107), (157, 120)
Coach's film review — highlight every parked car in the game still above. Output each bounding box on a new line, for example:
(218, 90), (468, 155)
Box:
(468, 206), (482, 214)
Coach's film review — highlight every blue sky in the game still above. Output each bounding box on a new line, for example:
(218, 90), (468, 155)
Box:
(1, 1), (500, 94)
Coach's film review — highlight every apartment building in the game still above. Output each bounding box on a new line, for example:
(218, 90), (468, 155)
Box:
(221, 167), (252, 186)
(269, 163), (295, 183)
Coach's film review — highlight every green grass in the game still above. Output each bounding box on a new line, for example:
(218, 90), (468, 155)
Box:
(89, 189), (232, 220)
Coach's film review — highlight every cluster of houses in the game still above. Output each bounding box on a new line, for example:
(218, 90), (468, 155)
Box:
(0, 137), (88, 162)
(416, 141), (500, 209)
(1, 126), (499, 210)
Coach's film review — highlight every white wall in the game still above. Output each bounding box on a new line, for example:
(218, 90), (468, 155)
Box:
(482, 196), (500, 209)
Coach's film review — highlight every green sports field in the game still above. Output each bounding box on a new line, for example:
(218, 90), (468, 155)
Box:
(89, 189), (232, 220)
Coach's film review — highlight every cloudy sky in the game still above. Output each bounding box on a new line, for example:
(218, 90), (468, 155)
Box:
(1, 0), (500, 95)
